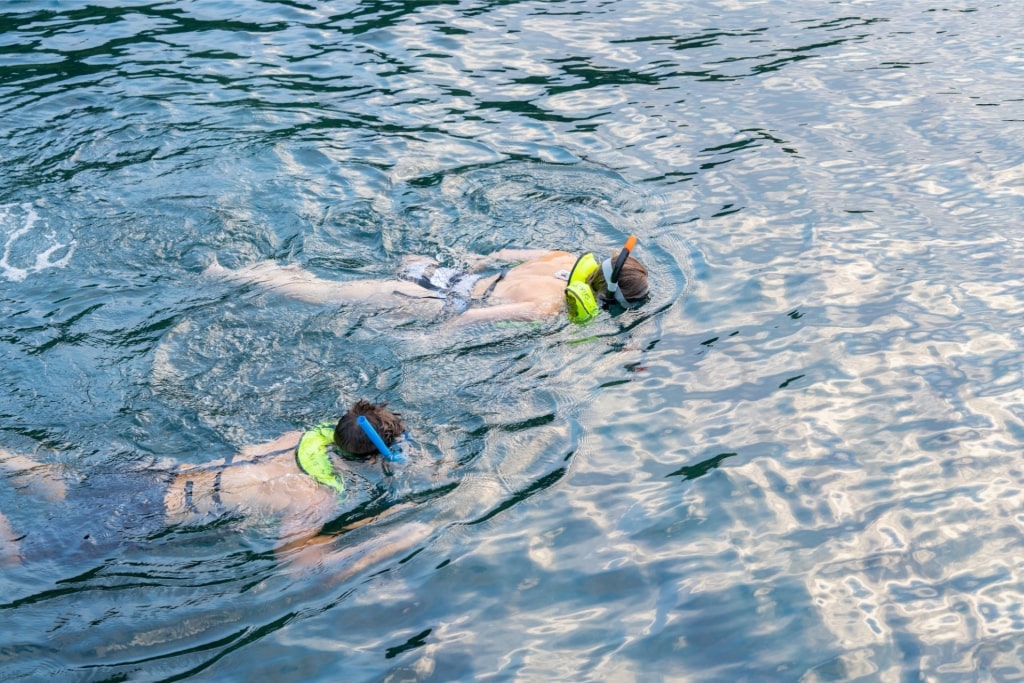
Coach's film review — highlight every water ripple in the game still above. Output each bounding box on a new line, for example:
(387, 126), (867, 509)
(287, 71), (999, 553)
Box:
(3, 0), (1024, 680)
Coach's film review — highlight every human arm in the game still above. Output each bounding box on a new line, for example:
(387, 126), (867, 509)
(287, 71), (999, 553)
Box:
(230, 431), (302, 465)
(154, 431), (303, 474)
(466, 248), (561, 271)
(450, 301), (553, 326)
(276, 503), (428, 584)
(287, 521), (432, 585)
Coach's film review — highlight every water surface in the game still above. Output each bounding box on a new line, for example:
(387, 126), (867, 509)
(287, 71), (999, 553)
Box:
(2, 1), (1024, 681)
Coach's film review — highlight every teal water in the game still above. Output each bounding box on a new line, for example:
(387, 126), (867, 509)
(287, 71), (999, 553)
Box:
(2, 1), (1024, 680)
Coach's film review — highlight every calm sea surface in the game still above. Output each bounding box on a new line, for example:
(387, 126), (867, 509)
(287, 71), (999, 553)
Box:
(2, 1), (1024, 681)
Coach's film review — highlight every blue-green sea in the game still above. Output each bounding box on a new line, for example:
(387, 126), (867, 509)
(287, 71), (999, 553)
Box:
(3, 1), (1024, 681)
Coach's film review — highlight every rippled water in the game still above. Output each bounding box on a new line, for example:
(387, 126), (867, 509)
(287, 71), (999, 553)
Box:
(2, 1), (1024, 681)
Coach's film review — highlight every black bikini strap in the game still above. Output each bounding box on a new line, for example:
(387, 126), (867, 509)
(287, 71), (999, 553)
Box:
(479, 268), (508, 301)
(183, 480), (197, 513)
(212, 470), (223, 508)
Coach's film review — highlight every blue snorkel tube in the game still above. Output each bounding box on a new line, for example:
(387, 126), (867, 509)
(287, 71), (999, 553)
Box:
(357, 415), (407, 463)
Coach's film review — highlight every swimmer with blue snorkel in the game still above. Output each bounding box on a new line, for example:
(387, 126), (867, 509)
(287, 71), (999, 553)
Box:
(205, 235), (649, 325)
(0, 400), (416, 570)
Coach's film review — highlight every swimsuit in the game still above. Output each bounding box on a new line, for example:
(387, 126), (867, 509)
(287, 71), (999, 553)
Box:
(399, 261), (483, 314)
(8, 436), (358, 566)
(399, 261), (509, 315)
(183, 470), (223, 513)
(178, 442), (306, 516)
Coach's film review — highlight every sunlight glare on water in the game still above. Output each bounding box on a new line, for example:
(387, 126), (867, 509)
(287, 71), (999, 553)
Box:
(2, 1), (1024, 681)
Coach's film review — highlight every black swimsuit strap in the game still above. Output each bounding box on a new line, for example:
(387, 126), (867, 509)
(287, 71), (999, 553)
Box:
(183, 479), (197, 513)
(182, 475), (221, 513)
(212, 470), (223, 507)
(479, 268), (508, 301)
(413, 263), (438, 291)
(180, 445), (291, 514)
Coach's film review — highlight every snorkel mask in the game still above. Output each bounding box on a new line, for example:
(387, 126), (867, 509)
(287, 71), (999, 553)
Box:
(565, 234), (639, 324)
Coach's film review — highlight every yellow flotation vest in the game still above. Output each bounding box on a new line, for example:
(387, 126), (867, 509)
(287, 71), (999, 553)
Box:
(296, 422), (345, 496)
(564, 252), (601, 323)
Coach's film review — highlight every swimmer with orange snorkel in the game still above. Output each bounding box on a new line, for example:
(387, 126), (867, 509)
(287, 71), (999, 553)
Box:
(205, 235), (650, 325)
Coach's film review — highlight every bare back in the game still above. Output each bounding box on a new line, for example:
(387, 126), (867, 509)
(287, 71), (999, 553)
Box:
(163, 433), (341, 540)
(464, 250), (576, 322)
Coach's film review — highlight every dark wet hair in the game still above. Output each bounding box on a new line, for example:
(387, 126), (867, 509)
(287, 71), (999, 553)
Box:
(335, 400), (406, 456)
(592, 256), (649, 304)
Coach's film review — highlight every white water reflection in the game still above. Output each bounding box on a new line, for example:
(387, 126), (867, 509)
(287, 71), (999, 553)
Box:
(0, 204), (76, 282)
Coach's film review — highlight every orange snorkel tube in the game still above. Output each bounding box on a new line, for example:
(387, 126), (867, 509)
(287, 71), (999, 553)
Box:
(602, 234), (638, 308)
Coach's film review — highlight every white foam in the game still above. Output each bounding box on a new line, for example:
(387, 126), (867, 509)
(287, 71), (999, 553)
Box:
(0, 203), (77, 282)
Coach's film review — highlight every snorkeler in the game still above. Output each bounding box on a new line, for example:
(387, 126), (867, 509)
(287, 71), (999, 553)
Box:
(204, 235), (650, 325)
(0, 400), (410, 568)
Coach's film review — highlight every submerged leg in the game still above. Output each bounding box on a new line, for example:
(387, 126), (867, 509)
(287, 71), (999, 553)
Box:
(0, 509), (22, 567)
(205, 259), (445, 311)
(0, 448), (68, 502)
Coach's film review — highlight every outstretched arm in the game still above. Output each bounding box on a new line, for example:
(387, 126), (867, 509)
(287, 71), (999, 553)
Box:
(467, 248), (558, 271)
(451, 301), (552, 326)
(290, 522), (432, 586)
(229, 431), (302, 466)
(276, 503), (429, 585)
